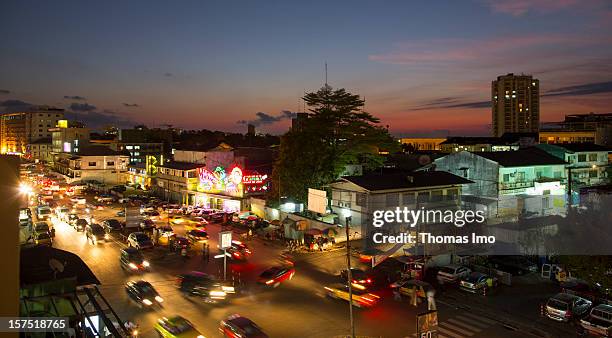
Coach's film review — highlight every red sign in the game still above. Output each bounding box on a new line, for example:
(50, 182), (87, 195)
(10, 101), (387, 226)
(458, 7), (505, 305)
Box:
(242, 174), (267, 184)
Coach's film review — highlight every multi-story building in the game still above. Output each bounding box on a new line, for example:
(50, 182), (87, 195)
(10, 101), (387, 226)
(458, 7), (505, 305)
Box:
(25, 138), (52, 162)
(537, 143), (610, 204)
(119, 125), (173, 159)
(111, 142), (163, 164)
(539, 130), (596, 144)
(540, 112), (612, 146)
(155, 161), (205, 204)
(328, 170), (472, 243)
(492, 74), (539, 137)
(0, 107), (64, 154)
(433, 148), (567, 222)
(51, 120), (90, 154)
(54, 145), (129, 184)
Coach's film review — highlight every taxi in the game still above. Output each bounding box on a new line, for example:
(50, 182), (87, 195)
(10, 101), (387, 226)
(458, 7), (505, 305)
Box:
(391, 279), (434, 300)
(154, 316), (205, 338)
(324, 283), (380, 308)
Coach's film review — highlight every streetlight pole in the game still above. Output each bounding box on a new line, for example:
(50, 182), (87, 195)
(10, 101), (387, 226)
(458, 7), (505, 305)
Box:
(345, 216), (355, 338)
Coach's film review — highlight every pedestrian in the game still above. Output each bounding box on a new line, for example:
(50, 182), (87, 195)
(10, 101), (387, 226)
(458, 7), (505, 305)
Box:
(427, 289), (436, 311)
(205, 243), (210, 262)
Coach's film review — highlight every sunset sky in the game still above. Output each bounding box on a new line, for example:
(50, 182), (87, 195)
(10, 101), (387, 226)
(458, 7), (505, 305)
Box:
(1, 0), (611, 136)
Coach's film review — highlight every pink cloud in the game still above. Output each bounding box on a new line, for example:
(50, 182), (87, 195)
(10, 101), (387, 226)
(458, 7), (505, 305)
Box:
(482, 0), (579, 16)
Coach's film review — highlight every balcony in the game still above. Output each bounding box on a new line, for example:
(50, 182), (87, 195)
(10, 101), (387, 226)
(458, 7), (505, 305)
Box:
(500, 181), (534, 190)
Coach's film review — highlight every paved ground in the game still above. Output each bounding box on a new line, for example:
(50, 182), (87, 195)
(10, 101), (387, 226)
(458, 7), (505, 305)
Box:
(30, 191), (583, 338)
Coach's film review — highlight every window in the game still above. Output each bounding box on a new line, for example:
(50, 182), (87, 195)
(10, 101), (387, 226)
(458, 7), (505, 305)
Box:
(88, 162), (96, 166)
(588, 154), (597, 162)
(107, 161), (114, 166)
(430, 190), (443, 202)
(578, 154), (587, 162)
(417, 192), (429, 203)
(385, 193), (399, 207)
(402, 193), (415, 205)
(553, 171), (561, 179)
(445, 189), (458, 201)
(126, 146), (133, 150)
(589, 170), (598, 178)
(356, 193), (366, 207)
(542, 197), (550, 209)
(187, 171), (197, 178)
(516, 172), (525, 182)
(503, 174), (510, 182)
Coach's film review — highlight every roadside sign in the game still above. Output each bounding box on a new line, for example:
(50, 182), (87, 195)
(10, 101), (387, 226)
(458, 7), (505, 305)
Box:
(417, 310), (438, 338)
(220, 231), (232, 249)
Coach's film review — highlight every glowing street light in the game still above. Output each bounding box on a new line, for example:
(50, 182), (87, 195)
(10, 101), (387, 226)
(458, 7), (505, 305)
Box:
(18, 182), (33, 195)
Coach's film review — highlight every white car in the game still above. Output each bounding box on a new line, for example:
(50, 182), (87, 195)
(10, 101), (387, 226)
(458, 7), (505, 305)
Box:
(437, 265), (471, 284)
(70, 196), (87, 204)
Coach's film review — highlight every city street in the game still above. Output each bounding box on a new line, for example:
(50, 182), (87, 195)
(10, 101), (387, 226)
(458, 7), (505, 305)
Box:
(38, 197), (559, 338)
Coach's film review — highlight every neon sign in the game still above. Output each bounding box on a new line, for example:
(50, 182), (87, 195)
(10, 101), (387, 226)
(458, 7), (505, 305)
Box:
(197, 166), (243, 195)
(243, 174), (268, 184)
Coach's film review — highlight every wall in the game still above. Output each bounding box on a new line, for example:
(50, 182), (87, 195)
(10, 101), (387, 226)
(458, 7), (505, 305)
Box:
(434, 151), (499, 198)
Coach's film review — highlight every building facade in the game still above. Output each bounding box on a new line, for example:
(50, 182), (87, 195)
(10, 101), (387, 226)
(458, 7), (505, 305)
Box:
(25, 138), (52, 162)
(54, 146), (129, 184)
(399, 138), (446, 151)
(433, 148), (567, 222)
(51, 121), (90, 154)
(492, 74), (539, 137)
(0, 108), (65, 155)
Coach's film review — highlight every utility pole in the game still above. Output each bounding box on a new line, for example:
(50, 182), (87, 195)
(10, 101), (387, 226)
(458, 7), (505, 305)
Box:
(345, 216), (355, 338)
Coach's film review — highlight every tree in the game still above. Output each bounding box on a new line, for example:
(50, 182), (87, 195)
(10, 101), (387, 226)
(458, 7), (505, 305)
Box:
(271, 85), (397, 203)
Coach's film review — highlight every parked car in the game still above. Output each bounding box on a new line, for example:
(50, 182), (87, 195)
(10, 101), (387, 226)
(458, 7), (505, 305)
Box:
(125, 280), (163, 307)
(70, 196), (86, 204)
(120, 248), (150, 271)
(220, 314), (268, 338)
(390, 279), (434, 300)
(85, 224), (109, 244)
(127, 232), (154, 249)
(257, 266), (295, 287)
(177, 271), (234, 303)
(545, 293), (592, 322)
(459, 272), (498, 294)
(580, 304), (612, 337)
(487, 256), (538, 276)
(154, 316), (204, 338)
(34, 221), (50, 235)
(67, 213), (79, 225)
(561, 279), (612, 305)
(139, 219), (155, 231)
(437, 265), (471, 284)
(103, 219), (123, 232)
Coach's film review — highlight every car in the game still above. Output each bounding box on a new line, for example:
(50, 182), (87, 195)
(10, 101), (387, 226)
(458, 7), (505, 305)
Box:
(169, 236), (190, 252)
(437, 265), (471, 284)
(33, 221), (50, 235)
(487, 256), (538, 276)
(186, 229), (209, 244)
(324, 283), (381, 308)
(125, 280), (163, 307)
(139, 219), (155, 231)
(70, 196), (86, 204)
(127, 232), (154, 249)
(116, 210), (126, 217)
(102, 219), (123, 232)
(459, 272), (498, 294)
(120, 248), (150, 271)
(210, 212), (228, 223)
(561, 279), (612, 305)
(169, 215), (184, 224)
(391, 279), (434, 300)
(580, 304), (612, 337)
(224, 241), (251, 261)
(154, 316), (204, 338)
(74, 218), (88, 232)
(191, 217), (208, 225)
(67, 213), (79, 225)
(177, 271), (234, 303)
(545, 293), (592, 322)
(220, 314), (268, 338)
(257, 266), (295, 287)
(85, 224), (109, 244)
(340, 268), (373, 286)
(34, 231), (53, 246)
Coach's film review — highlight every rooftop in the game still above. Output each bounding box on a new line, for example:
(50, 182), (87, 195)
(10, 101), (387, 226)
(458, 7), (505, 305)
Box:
(551, 143), (611, 153)
(341, 170), (472, 192)
(77, 145), (130, 157)
(477, 148), (567, 167)
(20, 246), (99, 287)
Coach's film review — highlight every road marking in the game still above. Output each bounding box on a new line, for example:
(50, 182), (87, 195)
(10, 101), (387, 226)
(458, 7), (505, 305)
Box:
(457, 312), (497, 325)
(454, 316), (490, 329)
(447, 318), (482, 332)
(440, 322), (475, 336)
(437, 326), (465, 338)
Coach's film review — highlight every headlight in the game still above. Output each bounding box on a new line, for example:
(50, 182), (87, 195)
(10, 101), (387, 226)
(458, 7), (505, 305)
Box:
(129, 263), (138, 270)
(154, 295), (164, 303)
(142, 260), (150, 267)
(221, 286), (235, 293)
(142, 299), (153, 306)
(104, 234), (110, 240)
(209, 290), (226, 297)
(197, 335), (205, 338)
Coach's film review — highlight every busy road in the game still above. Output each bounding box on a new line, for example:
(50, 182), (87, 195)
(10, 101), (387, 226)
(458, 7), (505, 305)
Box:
(22, 173), (587, 338)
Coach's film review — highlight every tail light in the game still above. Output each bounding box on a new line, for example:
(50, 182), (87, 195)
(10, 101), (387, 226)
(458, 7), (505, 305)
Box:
(366, 278), (372, 283)
(233, 252), (241, 258)
(565, 311), (572, 318)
